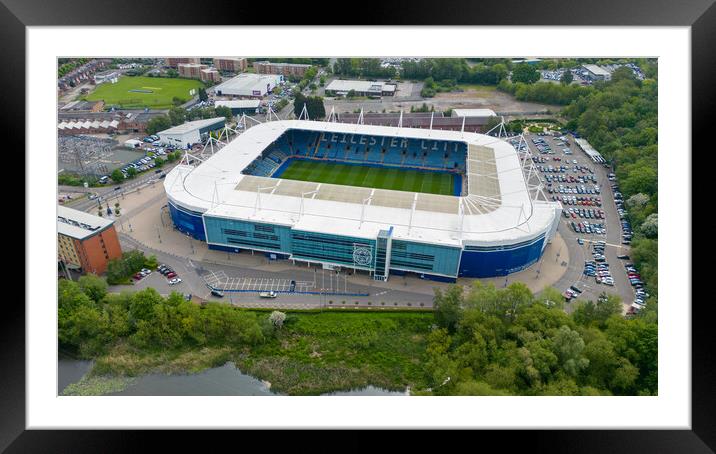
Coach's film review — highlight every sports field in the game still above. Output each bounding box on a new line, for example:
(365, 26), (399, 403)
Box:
(277, 159), (457, 196)
(84, 76), (203, 109)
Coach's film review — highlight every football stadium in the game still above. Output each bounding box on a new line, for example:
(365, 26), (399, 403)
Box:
(164, 119), (561, 281)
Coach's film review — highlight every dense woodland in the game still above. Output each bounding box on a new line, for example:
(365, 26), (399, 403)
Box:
(425, 283), (657, 396)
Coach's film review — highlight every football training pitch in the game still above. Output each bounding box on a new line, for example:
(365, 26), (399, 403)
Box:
(84, 76), (203, 109)
(276, 159), (457, 196)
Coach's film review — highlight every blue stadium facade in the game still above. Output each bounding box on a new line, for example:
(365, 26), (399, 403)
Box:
(167, 124), (558, 282)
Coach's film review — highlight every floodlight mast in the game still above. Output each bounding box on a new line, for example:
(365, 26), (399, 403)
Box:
(326, 106), (337, 123)
(298, 103), (309, 121)
(253, 183), (279, 214)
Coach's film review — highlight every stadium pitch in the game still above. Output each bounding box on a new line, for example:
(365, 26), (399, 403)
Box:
(275, 159), (458, 196)
(84, 76), (204, 109)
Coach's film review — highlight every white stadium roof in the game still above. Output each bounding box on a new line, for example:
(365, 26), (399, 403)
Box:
(165, 120), (558, 247)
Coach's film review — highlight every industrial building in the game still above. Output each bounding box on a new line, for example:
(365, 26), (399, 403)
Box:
(253, 61), (312, 78)
(157, 117), (226, 148)
(213, 57), (248, 73)
(214, 100), (261, 116)
(165, 120), (560, 281)
(325, 79), (397, 98)
(451, 109), (497, 118)
(57, 110), (166, 134)
(213, 73), (284, 98)
(57, 206), (122, 275)
(581, 64), (612, 82)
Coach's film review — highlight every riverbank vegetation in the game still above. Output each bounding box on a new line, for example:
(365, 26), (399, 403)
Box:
(59, 276), (656, 396)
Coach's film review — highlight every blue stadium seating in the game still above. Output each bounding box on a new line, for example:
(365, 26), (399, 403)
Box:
(243, 129), (468, 177)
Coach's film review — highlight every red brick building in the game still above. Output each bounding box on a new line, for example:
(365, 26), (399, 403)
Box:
(57, 206), (122, 275)
(178, 63), (208, 79)
(213, 57), (247, 73)
(253, 61), (311, 78)
(165, 57), (201, 68)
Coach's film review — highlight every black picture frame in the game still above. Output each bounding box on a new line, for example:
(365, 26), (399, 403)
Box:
(5, 0), (710, 450)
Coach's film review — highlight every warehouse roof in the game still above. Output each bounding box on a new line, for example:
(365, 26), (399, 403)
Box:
(57, 205), (114, 240)
(165, 120), (558, 247)
(158, 117), (226, 136)
(582, 64), (611, 76)
(213, 73), (282, 95)
(215, 100), (261, 109)
(325, 79), (395, 93)
(452, 109), (497, 118)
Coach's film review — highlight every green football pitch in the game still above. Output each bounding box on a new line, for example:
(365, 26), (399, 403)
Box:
(277, 159), (457, 196)
(84, 76), (204, 109)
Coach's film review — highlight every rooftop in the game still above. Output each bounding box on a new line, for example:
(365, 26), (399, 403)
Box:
(213, 73), (283, 95)
(158, 117), (226, 135)
(57, 205), (114, 240)
(452, 109), (497, 118)
(215, 100), (261, 109)
(582, 64), (611, 76)
(325, 79), (396, 93)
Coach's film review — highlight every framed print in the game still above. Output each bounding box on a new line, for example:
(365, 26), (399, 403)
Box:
(5, 0), (712, 450)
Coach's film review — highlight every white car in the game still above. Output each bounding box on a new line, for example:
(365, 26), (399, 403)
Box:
(168, 278), (182, 285)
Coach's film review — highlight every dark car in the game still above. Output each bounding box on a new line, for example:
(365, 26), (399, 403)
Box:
(211, 289), (225, 298)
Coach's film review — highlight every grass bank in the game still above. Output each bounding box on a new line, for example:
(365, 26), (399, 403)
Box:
(75, 311), (433, 395)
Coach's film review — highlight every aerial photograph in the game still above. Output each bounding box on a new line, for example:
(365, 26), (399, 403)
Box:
(57, 57), (658, 396)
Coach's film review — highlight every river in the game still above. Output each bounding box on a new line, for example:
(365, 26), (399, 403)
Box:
(58, 359), (408, 396)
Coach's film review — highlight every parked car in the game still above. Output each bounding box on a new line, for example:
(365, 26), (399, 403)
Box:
(168, 278), (182, 285)
(166, 271), (177, 279)
(211, 289), (225, 298)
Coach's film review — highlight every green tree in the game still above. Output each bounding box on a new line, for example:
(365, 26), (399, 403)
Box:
(551, 325), (589, 377)
(198, 87), (208, 102)
(560, 70), (574, 85)
(433, 285), (463, 333)
(168, 107), (187, 126)
(129, 288), (164, 324)
(511, 64), (540, 84)
(77, 274), (108, 303)
(110, 169), (125, 183)
(145, 115), (171, 135)
(126, 167), (137, 178)
(214, 105), (233, 121)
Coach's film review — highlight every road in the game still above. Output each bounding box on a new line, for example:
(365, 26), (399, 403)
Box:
(60, 162), (180, 213)
(114, 231), (435, 309)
